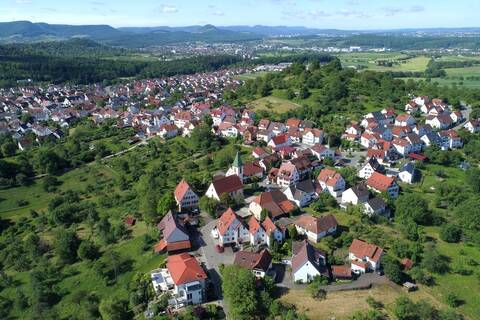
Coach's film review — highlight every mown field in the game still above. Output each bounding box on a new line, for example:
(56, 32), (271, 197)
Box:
(338, 53), (430, 73)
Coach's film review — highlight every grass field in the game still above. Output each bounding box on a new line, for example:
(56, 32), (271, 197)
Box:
(338, 53), (430, 73)
(280, 283), (446, 320)
(235, 71), (269, 81)
(248, 95), (301, 113)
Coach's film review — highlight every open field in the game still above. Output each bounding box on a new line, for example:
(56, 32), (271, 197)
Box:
(235, 71), (269, 81)
(280, 283), (446, 320)
(248, 95), (301, 113)
(402, 77), (480, 88)
(338, 53), (429, 72)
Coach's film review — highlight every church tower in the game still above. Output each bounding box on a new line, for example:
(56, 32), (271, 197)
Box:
(227, 152), (243, 180)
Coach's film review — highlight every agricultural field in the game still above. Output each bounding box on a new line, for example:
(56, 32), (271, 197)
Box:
(235, 71), (269, 81)
(248, 95), (301, 113)
(338, 53), (430, 73)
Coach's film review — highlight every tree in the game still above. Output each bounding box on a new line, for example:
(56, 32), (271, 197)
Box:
(157, 192), (176, 218)
(382, 255), (403, 284)
(307, 276), (328, 299)
(421, 244), (449, 274)
(221, 265), (258, 320)
(395, 193), (432, 225)
(55, 228), (80, 264)
(199, 196), (218, 218)
(445, 293), (462, 308)
(440, 224), (462, 243)
(77, 240), (100, 261)
(466, 168), (480, 193)
(1, 141), (16, 157)
(42, 175), (60, 192)
(260, 208), (269, 221)
(99, 298), (132, 320)
(286, 88), (296, 100)
(299, 86), (310, 99)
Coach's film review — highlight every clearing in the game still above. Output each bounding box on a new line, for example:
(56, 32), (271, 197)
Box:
(249, 96), (301, 114)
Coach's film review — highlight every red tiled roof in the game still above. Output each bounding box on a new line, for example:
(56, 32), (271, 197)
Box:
(332, 265), (352, 278)
(243, 161), (264, 177)
(349, 239), (383, 263)
(154, 239), (192, 253)
(366, 172), (395, 192)
(167, 253), (207, 285)
(252, 190), (296, 218)
(262, 216), (279, 236)
(217, 208), (240, 236)
(286, 118), (302, 128)
(248, 216), (263, 234)
(174, 179), (192, 202)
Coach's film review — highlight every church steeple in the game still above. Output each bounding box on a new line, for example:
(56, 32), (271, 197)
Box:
(232, 152), (243, 177)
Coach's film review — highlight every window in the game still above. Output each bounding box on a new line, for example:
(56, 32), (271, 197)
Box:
(187, 293), (192, 300)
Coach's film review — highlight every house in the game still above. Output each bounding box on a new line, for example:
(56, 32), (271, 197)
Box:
(421, 131), (442, 148)
(205, 175), (243, 202)
(252, 147), (270, 159)
(317, 169), (345, 197)
(366, 172), (399, 198)
(464, 119), (480, 133)
(174, 180), (199, 212)
(283, 179), (316, 207)
(395, 114), (415, 127)
(286, 118), (302, 130)
(226, 152), (263, 183)
(360, 132), (379, 149)
(405, 133), (423, 153)
(425, 114), (453, 130)
(450, 111), (463, 124)
(262, 216), (284, 246)
(302, 128), (324, 145)
(291, 240), (328, 283)
(310, 144), (335, 160)
(268, 122), (287, 135)
(392, 138), (412, 156)
(268, 133), (292, 150)
(439, 130), (463, 149)
(358, 158), (386, 179)
(211, 208), (249, 246)
(258, 119), (271, 131)
(233, 249), (272, 278)
(398, 162), (418, 184)
(405, 101), (419, 114)
(256, 130), (274, 143)
(341, 183), (370, 206)
(150, 253), (207, 306)
(276, 162), (300, 187)
(344, 124), (361, 141)
(331, 265), (352, 280)
(363, 197), (387, 216)
(349, 239), (383, 274)
(159, 124), (179, 139)
(289, 156), (314, 178)
(249, 190), (296, 221)
(155, 212), (191, 254)
(248, 216), (268, 246)
(294, 214), (338, 243)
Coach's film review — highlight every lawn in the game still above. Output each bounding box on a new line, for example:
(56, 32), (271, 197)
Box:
(235, 71), (269, 81)
(280, 283), (445, 320)
(338, 53), (429, 73)
(248, 95), (301, 114)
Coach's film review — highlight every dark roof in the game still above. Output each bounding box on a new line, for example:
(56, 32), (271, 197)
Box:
(291, 240), (327, 274)
(350, 183), (369, 198)
(233, 249), (272, 272)
(367, 158), (386, 174)
(211, 174), (243, 195)
(400, 162), (416, 174)
(366, 197), (386, 211)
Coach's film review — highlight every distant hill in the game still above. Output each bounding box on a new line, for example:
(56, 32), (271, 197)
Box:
(0, 21), (261, 47)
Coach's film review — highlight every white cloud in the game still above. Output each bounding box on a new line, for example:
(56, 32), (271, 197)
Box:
(160, 4), (178, 14)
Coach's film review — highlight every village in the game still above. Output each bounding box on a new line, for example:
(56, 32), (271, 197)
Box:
(137, 92), (477, 315)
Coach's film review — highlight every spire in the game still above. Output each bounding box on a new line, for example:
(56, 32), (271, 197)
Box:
(233, 152), (242, 168)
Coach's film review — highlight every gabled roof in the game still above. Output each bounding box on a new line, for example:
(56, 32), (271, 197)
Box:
(365, 197), (386, 211)
(252, 190), (296, 219)
(291, 240), (327, 274)
(366, 172), (396, 192)
(211, 175), (243, 196)
(348, 183), (370, 198)
(174, 179), (195, 202)
(157, 212), (189, 243)
(248, 216), (263, 235)
(234, 249), (272, 272)
(349, 239), (383, 263)
(217, 208), (241, 236)
(262, 216), (279, 236)
(295, 214), (338, 235)
(167, 253), (207, 285)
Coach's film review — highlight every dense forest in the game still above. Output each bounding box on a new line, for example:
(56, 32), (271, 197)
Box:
(0, 40), (333, 87)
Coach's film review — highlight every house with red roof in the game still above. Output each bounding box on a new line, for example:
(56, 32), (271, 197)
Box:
(310, 143), (335, 160)
(366, 172), (399, 198)
(464, 119), (480, 133)
(248, 216), (267, 246)
(348, 239), (384, 274)
(439, 129), (463, 149)
(317, 169), (346, 197)
(392, 138), (413, 156)
(302, 128), (324, 145)
(205, 175), (243, 202)
(294, 214), (338, 243)
(211, 208), (249, 246)
(267, 133), (292, 150)
(249, 190), (297, 221)
(395, 114), (415, 127)
(286, 118), (302, 130)
(151, 253), (207, 306)
(276, 162), (300, 187)
(252, 147), (270, 159)
(174, 180), (199, 212)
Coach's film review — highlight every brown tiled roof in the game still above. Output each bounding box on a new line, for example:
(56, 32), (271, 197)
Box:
(217, 208), (240, 236)
(234, 249), (272, 272)
(211, 175), (243, 196)
(295, 214), (338, 235)
(252, 190), (296, 219)
(366, 172), (396, 192)
(331, 265), (352, 278)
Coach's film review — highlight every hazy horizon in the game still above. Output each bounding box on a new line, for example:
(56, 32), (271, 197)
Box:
(1, 0), (478, 29)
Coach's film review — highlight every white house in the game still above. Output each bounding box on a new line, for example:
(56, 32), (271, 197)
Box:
(151, 253), (207, 307)
(205, 175), (243, 202)
(294, 214), (338, 243)
(291, 241), (328, 283)
(211, 208), (249, 247)
(464, 119), (480, 133)
(358, 158), (385, 179)
(234, 249), (272, 278)
(174, 180), (199, 212)
(398, 162), (418, 184)
(302, 128), (324, 145)
(349, 239), (383, 274)
(317, 169), (345, 197)
(341, 183), (370, 206)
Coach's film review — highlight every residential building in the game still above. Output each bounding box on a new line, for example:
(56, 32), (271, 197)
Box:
(249, 190), (296, 221)
(341, 183), (370, 206)
(317, 169), (345, 197)
(233, 249), (272, 278)
(174, 180), (199, 212)
(211, 208), (249, 246)
(366, 172), (399, 198)
(155, 212), (191, 254)
(349, 239), (384, 274)
(291, 240), (328, 283)
(294, 214), (338, 243)
(205, 175), (243, 202)
(358, 158), (386, 179)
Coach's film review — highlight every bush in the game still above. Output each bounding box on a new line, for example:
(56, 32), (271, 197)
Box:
(440, 224), (462, 243)
(445, 293), (462, 308)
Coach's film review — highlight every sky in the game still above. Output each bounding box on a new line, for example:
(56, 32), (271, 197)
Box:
(0, 0), (479, 30)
